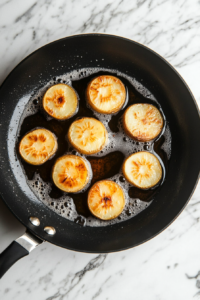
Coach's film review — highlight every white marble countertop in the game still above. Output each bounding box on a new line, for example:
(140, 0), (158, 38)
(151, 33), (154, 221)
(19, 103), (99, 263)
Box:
(0, 0), (200, 299)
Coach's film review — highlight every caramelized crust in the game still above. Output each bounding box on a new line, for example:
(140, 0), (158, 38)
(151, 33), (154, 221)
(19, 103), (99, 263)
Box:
(43, 84), (78, 120)
(123, 104), (163, 141)
(52, 155), (90, 193)
(122, 152), (162, 189)
(68, 117), (107, 155)
(87, 75), (126, 114)
(19, 128), (57, 165)
(88, 180), (125, 220)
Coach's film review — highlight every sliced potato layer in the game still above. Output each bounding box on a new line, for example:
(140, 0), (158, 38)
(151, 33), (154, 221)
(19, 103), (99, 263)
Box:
(19, 128), (57, 165)
(52, 155), (90, 193)
(87, 75), (126, 114)
(68, 117), (107, 155)
(123, 104), (163, 141)
(122, 151), (162, 189)
(43, 84), (78, 120)
(88, 180), (125, 220)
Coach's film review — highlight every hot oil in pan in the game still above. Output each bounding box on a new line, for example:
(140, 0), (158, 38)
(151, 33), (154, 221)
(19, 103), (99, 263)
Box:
(17, 70), (171, 226)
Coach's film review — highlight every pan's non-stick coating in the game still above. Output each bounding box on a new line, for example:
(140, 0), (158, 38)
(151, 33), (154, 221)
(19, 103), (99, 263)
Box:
(0, 34), (199, 252)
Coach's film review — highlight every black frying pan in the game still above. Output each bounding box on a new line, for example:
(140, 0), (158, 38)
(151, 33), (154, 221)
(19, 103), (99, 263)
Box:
(0, 34), (199, 278)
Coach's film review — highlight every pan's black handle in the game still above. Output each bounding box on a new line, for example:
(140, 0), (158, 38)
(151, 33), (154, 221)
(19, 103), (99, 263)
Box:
(0, 231), (43, 279)
(0, 241), (29, 278)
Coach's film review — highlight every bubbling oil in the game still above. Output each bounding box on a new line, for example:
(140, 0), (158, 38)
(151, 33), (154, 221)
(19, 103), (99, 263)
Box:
(15, 68), (172, 227)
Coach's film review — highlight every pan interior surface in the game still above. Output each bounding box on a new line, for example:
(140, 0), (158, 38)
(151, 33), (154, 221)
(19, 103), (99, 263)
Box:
(0, 34), (199, 252)
(10, 67), (170, 228)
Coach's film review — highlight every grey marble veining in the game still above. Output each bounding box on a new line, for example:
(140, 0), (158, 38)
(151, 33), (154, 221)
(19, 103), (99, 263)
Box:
(0, 0), (200, 299)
